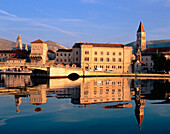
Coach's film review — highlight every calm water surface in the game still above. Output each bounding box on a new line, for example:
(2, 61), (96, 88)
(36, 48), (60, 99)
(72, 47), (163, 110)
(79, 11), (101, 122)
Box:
(0, 75), (170, 134)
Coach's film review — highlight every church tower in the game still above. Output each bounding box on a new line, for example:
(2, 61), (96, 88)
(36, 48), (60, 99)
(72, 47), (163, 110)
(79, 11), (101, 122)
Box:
(136, 21), (146, 52)
(16, 34), (22, 50)
(25, 43), (28, 51)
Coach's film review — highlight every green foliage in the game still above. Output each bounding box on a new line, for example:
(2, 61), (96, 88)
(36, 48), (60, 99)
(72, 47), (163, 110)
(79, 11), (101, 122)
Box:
(165, 59), (170, 71)
(151, 53), (166, 71)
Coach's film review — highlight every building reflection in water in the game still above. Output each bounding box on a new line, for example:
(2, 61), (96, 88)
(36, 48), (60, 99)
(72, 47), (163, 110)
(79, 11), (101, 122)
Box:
(0, 74), (170, 128)
(135, 86), (145, 130)
(15, 95), (21, 114)
(30, 89), (47, 112)
(79, 78), (131, 107)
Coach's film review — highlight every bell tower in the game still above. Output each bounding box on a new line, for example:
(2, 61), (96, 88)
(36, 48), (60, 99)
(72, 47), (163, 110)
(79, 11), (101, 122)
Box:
(16, 34), (22, 50)
(136, 21), (146, 52)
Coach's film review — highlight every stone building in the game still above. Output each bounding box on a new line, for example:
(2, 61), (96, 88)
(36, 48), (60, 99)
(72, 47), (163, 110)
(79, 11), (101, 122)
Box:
(72, 42), (132, 73)
(72, 43), (83, 66)
(30, 39), (48, 65)
(55, 49), (72, 65)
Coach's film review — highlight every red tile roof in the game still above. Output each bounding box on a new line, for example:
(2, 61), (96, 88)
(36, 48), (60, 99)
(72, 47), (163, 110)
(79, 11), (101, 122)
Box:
(17, 34), (21, 40)
(146, 47), (170, 53)
(56, 49), (72, 52)
(0, 50), (15, 54)
(162, 52), (170, 55)
(48, 49), (55, 53)
(141, 62), (146, 66)
(82, 43), (125, 48)
(31, 39), (46, 44)
(137, 20), (145, 33)
(73, 43), (84, 48)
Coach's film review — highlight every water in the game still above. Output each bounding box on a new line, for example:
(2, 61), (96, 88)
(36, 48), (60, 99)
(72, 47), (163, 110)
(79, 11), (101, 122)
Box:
(0, 75), (170, 134)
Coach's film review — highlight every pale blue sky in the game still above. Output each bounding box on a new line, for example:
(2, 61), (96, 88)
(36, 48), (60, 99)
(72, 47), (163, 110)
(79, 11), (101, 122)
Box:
(0, 0), (170, 47)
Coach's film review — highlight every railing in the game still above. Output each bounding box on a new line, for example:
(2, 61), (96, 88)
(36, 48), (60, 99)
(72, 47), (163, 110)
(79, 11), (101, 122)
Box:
(0, 62), (84, 71)
(0, 62), (49, 68)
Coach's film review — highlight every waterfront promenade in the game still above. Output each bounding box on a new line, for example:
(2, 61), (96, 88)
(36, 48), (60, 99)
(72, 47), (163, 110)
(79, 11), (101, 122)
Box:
(0, 62), (170, 78)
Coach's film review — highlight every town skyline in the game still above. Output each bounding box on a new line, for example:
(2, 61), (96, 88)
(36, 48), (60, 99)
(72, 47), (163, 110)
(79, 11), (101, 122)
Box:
(0, 0), (170, 48)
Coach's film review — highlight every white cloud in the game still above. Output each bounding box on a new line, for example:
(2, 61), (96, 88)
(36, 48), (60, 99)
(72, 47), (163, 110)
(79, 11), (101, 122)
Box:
(81, 0), (96, 3)
(0, 9), (16, 17)
(150, 27), (170, 33)
(146, 0), (170, 7)
(60, 18), (84, 22)
(33, 22), (81, 38)
(0, 9), (81, 38)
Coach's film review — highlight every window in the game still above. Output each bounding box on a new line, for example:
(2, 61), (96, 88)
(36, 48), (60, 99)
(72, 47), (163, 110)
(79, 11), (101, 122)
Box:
(100, 65), (103, 68)
(107, 52), (109, 55)
(64, 59), (66, 62)
(56, 53), (58, 56)
(112, 58), (116, 62)
(76, 57), (78, 61)
(118, 66), (122, 69)
(60, 53), (62, 56)
(101, 52), (103, 55)
(76, 51), (78, 55)
(142, 58), (143, 61)
(94, 65), (97, 68)
(85, 57), (89, 61)
(113, 52), (115, 55)
(64, 53), (67, 56)
(94, 51), (97, 55)
(100, 58), (103, 61)
(38, 47), (41, 49)
(106, 65), (110, 68)
(118, 58), (122, 62)
(119, 52), (121, 55)
(151, 63), (152, 66)
(94, 57), (97, 61)
(33, 46), (36, 49)
(56, 59), (58, 62)
(146, 58), (148, 61)
(60, 59), (62, 62)
(69, 54), (71, 56)
(106, 58), (109, 62)
(68, 59), (71, 62)
(85, 51), (89, 54)
(112, 65), (116, 69)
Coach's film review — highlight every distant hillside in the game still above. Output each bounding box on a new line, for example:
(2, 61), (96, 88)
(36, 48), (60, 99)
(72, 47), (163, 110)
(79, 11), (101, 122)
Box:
(45, 40), (68, 52)
(126, 39), (170, 48)
(126, 39), (170, 53)
(0, 38), (16, 50)
(0, 38), (67, 51)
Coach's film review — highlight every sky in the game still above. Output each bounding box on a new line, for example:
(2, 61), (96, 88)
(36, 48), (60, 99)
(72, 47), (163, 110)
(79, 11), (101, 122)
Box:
(0, 0), (170, 48)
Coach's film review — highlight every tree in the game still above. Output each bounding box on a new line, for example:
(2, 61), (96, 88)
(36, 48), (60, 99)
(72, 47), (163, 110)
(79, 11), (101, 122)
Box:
(165, 59), (170, 71)
(151, 53), (166, 71)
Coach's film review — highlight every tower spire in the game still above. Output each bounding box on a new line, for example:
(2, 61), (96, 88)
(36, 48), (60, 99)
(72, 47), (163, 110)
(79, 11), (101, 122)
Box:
(25, 43), (28, 51)
(16, 34), (23, 50)
(137, 20), (145, 33)
(135, 20), (146, 58)
(17, 34), (22, 40)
